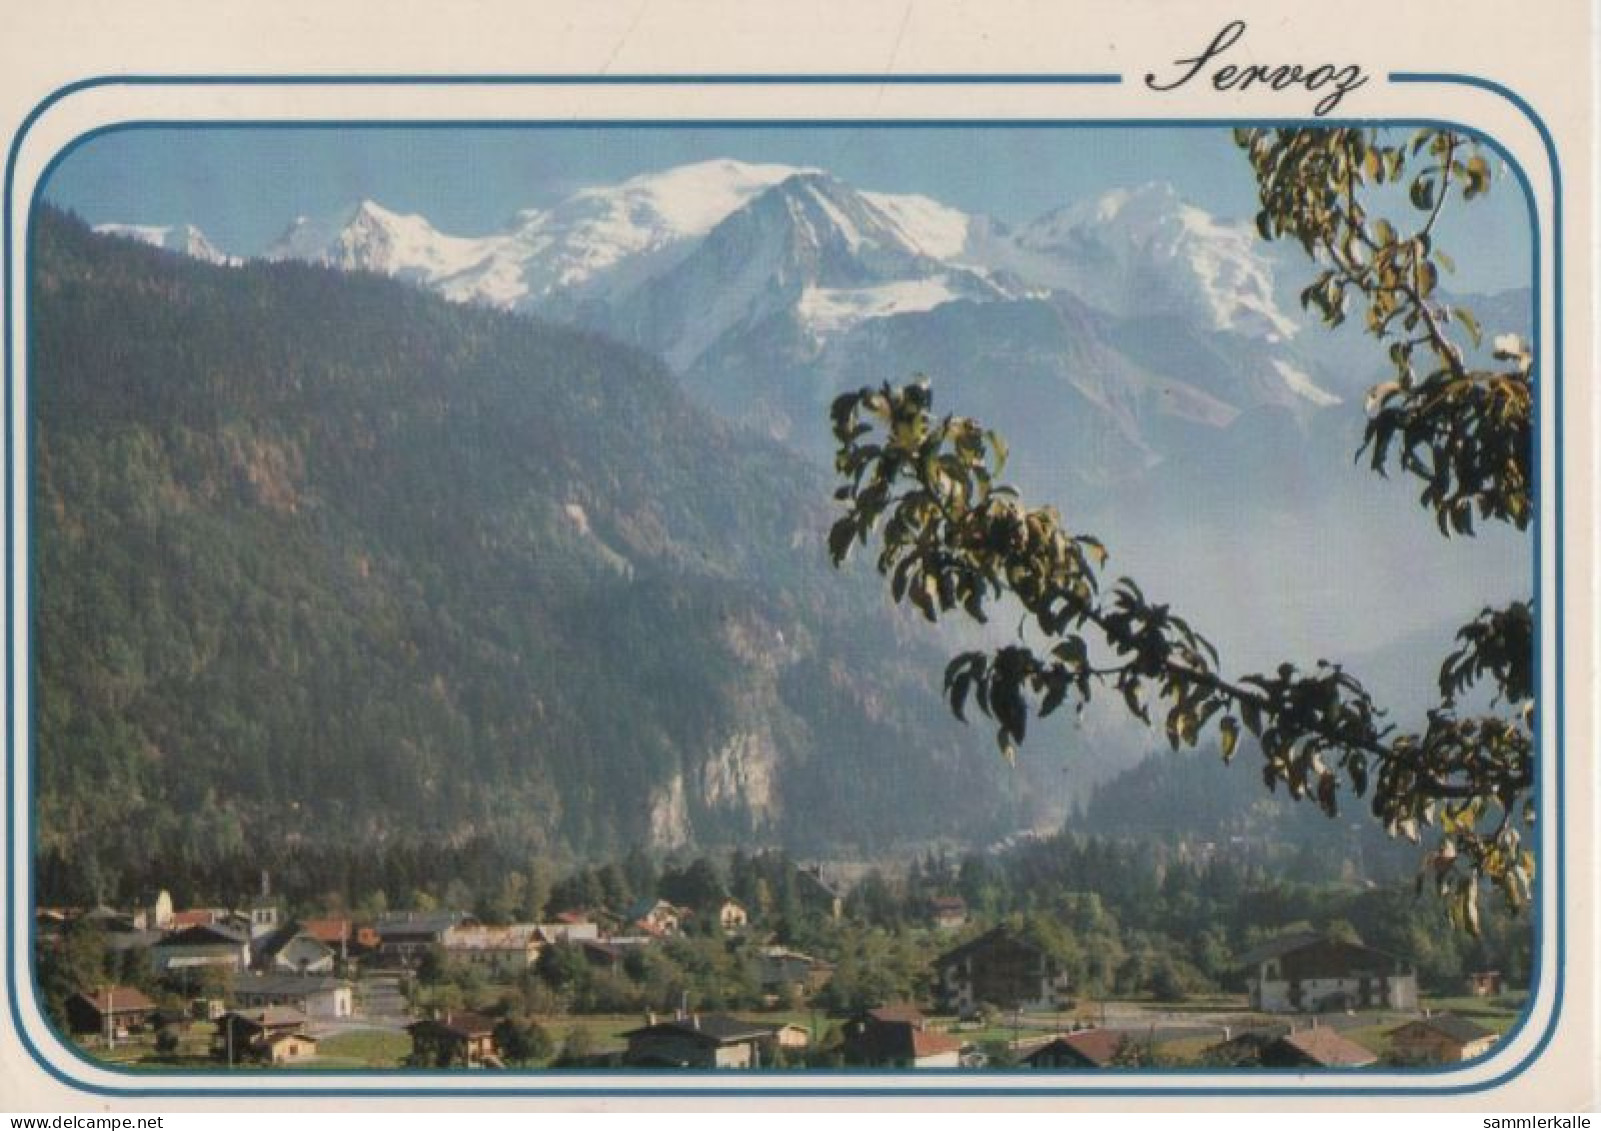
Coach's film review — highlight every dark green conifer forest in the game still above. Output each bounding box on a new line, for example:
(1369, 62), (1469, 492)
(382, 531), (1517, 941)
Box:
(30, 208), (1036, 905)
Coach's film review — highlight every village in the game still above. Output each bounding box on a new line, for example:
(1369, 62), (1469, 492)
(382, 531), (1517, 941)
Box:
(37, 864), (1525, 1073)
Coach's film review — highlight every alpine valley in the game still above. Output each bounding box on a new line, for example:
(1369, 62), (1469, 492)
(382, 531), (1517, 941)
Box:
(37, 158), (1528, 899)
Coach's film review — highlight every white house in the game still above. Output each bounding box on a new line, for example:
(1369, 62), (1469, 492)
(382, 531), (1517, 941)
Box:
(1241, 933), (1418, 1013)
(231, 974), (354, 1019)
(151, 923), (252, 976)
(932, 926), (1073, 1016)
(441, 923), (544, 975)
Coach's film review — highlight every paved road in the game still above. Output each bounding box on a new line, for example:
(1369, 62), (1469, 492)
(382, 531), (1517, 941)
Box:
(992, 1005), (1412, 1049)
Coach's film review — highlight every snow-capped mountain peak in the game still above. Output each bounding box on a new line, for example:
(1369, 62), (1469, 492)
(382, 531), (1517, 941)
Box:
(93, 222), (236, 266)
(1008, 181), (1298, 342)
(428, 159), (819, 311)
(568, 158), (814, 242)
(90, 166), (1317, 412)
(601, 169), (1010, 371)
(860, 189), (981, 261)
(264, 199), (495, 286)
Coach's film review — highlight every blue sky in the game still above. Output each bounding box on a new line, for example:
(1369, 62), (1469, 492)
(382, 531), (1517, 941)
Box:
(41, 125), (1530, 293)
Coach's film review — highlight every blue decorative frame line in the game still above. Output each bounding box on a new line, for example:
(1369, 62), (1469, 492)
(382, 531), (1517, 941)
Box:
(2, 72), (1564, 1099)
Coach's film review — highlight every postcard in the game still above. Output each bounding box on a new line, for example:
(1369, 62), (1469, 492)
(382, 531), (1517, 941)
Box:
(0, 0), (1593, 1113)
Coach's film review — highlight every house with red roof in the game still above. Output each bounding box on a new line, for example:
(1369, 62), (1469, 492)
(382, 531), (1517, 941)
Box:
(1019, 1028), (1126, 1068)
(64, 986), (157, 1039)
(841, 1004), (965, 1068)
(406, 1011), (502, 1067)
(1260, 1025), (1378, 1068)
(1387, 1013), (1498, 1063)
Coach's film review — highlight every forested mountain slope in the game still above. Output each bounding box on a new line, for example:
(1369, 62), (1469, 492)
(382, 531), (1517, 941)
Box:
(30, 209), (1039, 899)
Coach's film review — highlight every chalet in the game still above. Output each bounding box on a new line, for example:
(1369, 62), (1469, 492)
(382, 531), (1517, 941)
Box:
(1260, 1026), (1378, 1068)
(620, 1013), (773, 1068)
(262, 1031), (320, 1064)
(1387, 1013), (1499, 1063)
(1464, 971), (1505, 997)
(231, 974), (354, 1019)
(211, 1008), (309, 1064)
(928, 896), (969, 931)
(64, 986), (157, 1039)
(756, 1022), (811, 1055)
(151, 923), (251, 976)
(756, 946), (834, 998)
(932, 926), (1073, 1016)
(406, 1011), (502, 1067)
(257, 929), (337, 976)
(441, 923), (544, 975)
(373, 911), (475, 966)
(624, 898), (685, 937)
(1240, 933), (1417, 1014)
(840, 1005), (963, 1068)
(716, 898), (749, 932)
(1019, 1029), (1125, 1068)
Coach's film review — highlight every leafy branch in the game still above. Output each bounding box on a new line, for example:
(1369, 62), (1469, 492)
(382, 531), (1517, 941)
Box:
(826, 129), (1535, 932)
(1236, 127), (1532, 536)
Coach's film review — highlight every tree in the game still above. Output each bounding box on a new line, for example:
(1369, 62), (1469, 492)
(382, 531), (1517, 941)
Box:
(535, 941), (590, 997)
(154, 1025), (182, 1057)
(826, 128), (1532, 933)
(414, 944), (447, 986)
(658, 856), (726, 918)
(492, 1015), (552, 1066)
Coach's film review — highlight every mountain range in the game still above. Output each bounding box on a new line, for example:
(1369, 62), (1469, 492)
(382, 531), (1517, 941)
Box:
(56, 158), (1531, 896)
(96, 159), (1527, 663)
(96, 160), (1350, 486)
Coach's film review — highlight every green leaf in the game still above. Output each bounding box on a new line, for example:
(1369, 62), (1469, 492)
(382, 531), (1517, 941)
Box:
(987, 430), (1009, 477)
(1240, 698), (1262, 736)
(827, 517), (857, 564)
(950, 674), (972, 722)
